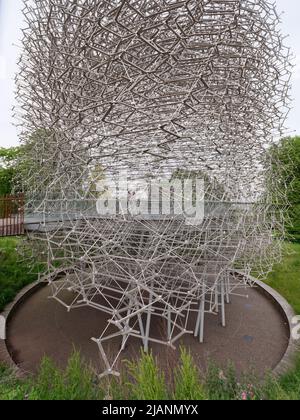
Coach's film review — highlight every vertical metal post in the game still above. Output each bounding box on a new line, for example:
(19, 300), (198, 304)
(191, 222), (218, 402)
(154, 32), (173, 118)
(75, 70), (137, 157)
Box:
(221, 281), (226, 327)
(144, 281), (154, 352)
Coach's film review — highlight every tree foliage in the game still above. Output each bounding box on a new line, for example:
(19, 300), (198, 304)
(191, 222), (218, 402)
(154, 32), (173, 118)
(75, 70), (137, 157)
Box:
(271, 136), (300, 241)
(0, 130), (52, 197)
(0, 147), (22, 196)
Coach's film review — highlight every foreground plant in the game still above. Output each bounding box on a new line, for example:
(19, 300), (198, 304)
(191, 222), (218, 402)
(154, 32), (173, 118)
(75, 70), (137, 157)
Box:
(125, 351), (168, 400)
(173, 347), (206, 400)
(28, 351), (103, 401)
(1, 349), (300, 400)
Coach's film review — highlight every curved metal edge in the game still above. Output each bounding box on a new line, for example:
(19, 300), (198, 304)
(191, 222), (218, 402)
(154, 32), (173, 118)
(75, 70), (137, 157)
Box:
(0, 273), (299, 379)
(240, 273), (300, 378)
(0, 279), (48, 378)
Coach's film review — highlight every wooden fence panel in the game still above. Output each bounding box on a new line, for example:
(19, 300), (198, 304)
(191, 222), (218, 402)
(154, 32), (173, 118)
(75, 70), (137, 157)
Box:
(0, 194), (25, 237)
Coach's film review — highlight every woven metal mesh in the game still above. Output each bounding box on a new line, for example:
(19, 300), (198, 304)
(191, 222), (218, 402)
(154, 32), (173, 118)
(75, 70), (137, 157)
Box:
(17, 0), (291, 376)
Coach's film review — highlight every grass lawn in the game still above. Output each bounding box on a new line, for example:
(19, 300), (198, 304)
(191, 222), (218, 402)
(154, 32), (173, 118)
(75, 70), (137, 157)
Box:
(0, 237), (42, 312)
(0, 237), (299, 400)
(265, 242), (300, 313)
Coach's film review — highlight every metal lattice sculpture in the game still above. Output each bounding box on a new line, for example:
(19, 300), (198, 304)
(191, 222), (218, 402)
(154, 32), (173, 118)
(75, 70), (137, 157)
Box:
(16, 0), (291, 376)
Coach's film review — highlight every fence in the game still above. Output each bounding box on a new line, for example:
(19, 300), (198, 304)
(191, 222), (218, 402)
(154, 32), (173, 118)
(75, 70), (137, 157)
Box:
(0, 194), (25, 237)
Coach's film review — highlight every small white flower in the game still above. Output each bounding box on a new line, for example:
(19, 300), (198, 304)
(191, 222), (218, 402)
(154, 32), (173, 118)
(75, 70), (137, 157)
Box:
(218, 370), (226, 381)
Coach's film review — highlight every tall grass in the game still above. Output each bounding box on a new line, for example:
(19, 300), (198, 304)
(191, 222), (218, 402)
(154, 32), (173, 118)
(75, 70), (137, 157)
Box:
(263, 354), (300, 400)
(0, 237), (43, 311)
(125, 351), (168, 400)
(28, 351), (103, 400)
(0, 364), (27, 400)
(1, 349), (300, 400)
(173, 347), (206, 400)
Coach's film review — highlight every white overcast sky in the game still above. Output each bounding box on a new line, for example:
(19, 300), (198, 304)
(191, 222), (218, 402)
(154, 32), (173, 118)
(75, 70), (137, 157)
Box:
(0, 0), (299, 148)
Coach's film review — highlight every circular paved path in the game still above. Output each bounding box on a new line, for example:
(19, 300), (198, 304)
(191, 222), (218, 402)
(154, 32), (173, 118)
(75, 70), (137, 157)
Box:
(6, 284), (289, 377)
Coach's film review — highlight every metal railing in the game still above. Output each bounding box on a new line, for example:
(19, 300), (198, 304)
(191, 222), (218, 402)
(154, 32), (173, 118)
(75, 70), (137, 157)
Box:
(0, 194), (25, 237)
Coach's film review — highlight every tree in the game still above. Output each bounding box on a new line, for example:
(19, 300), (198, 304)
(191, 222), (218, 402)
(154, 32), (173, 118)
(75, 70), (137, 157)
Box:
(0, 147), (22, 196)
(270, 136), (300, 241)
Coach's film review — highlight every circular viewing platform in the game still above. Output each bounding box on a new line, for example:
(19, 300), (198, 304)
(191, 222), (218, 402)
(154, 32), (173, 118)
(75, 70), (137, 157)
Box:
(1, 275), (295, 378)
